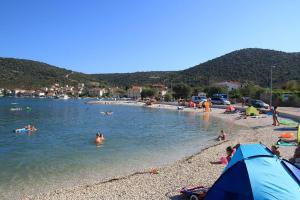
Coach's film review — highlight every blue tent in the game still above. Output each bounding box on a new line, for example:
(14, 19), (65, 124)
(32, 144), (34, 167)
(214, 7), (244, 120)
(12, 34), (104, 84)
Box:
(205, 144), (300, 200)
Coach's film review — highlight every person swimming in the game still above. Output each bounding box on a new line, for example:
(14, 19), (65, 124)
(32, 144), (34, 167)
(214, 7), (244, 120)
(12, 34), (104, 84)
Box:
(25, 124), (37, 131)
(95, 133), (104, 144)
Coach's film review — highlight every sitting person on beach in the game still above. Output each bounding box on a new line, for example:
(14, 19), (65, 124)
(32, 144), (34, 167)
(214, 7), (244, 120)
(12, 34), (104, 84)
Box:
(95, 133), (104, 144)
(210, 146), (233, 165)
(271, 145), (280, 157)
(217, 130), (227, 141)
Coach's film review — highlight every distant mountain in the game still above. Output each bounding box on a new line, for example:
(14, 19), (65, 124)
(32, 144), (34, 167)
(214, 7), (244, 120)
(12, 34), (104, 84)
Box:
(93, 48), (300, 87)
(0, 58), (98, 89)
(181, 48), (300, 87)
(1, 48), (300, 89)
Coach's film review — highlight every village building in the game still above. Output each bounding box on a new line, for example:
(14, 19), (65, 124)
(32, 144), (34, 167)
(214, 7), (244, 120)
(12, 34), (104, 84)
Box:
(127, 86), (142, 99)
(214, 81), (243, 91)
(151, 84), (168, 97)
(88, 88), (107, 97)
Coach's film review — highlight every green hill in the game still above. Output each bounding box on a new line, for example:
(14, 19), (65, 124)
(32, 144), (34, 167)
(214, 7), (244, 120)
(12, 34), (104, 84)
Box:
(181, 48), (300, 87)
(0, 58), (97, 89)
(1, 48), (300, 89)
(93, 48), (300, 87)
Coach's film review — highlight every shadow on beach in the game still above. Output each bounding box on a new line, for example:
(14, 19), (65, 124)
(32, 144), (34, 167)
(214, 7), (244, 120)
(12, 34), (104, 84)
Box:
(168, 194), (184, 200)
(274, 127), (297, 131)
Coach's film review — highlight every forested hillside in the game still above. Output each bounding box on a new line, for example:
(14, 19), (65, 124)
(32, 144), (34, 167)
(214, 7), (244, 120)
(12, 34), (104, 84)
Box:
(181, 48), (300, 87)
(0, 58), (97, 89)
(94, 48), (300, 87)
(1, 48), (300, 89)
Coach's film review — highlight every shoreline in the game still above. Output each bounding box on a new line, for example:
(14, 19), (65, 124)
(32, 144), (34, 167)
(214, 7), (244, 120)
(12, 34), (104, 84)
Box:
(23, 101), (297, 200)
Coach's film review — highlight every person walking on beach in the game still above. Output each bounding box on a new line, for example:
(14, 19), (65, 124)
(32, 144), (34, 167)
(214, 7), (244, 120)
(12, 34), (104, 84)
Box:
(272, 106), (280, 126)
(241, 97), (245, 107)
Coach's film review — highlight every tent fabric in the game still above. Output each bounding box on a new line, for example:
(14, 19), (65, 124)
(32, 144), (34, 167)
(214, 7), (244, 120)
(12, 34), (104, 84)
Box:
(224, 144), (273, 172)
(246, 106), (259, 116)
(282, 160), (300, 182)
(205, 144), (300, 200)
(205, 161), (253, 200)
(246, 157), (300, 200)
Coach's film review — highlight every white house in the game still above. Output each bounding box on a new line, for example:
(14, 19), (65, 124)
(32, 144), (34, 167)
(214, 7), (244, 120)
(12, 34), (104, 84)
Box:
(214, 81), (242, 91)
(88, 88), (107, 97)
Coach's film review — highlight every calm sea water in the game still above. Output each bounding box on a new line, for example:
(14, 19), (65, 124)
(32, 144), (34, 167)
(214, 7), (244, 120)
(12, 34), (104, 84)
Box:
(0, 98), (239, 199)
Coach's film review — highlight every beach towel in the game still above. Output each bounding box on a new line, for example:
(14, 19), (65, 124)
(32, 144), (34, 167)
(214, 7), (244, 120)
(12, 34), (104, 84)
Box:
(279, 119), (298, 126)
(276, 140), (297, 147)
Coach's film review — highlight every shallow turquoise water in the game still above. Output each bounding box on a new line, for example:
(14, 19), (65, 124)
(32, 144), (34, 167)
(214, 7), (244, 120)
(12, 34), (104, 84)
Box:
(0, 98), (238, 199)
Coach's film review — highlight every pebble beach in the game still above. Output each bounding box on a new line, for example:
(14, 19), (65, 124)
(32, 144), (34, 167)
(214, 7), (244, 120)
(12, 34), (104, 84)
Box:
(24, 102), (297, 200)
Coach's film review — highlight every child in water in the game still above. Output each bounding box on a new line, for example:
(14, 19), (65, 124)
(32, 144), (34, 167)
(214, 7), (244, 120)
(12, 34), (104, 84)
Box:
(95, 133), (105, 144)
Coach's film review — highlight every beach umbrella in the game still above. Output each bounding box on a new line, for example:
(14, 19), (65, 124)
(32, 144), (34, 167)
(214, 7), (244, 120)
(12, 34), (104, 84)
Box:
(205, 144), (300, 200)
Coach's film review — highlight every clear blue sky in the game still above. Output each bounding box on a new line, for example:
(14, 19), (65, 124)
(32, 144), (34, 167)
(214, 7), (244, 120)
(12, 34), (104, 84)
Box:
(0, 0), (299, 73)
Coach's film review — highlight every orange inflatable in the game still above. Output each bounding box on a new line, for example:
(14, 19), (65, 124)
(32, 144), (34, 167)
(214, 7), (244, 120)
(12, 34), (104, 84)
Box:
(279, 132), (294, 139)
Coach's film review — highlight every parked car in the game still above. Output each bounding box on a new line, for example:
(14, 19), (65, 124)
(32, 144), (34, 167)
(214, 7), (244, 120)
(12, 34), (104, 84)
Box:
(247, 99), (269, 109)
(192, 96), (207, 106)
(211, 97), (230, 105)
(192, 96), (207, 103)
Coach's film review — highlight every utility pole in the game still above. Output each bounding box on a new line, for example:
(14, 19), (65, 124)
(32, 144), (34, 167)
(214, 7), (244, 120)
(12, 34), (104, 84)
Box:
(270, 66), (276, 107)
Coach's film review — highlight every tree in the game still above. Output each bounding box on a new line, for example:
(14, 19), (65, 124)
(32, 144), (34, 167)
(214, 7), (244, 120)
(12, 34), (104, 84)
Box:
(141, 88), (158, 99)
(115, 88), (126, 97)
(229, 89), (241, 99)
(283, 80), (299, 91)
(172, 83), (192, 99)
(164, 92), (172, 102)
(239, 84), (266, 99)
(192, 86), (204, 96)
